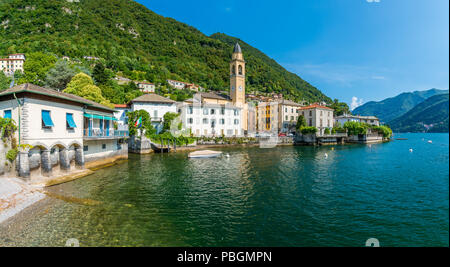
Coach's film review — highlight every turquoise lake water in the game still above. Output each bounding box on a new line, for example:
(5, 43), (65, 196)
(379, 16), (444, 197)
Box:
(0, 133), (448, 247)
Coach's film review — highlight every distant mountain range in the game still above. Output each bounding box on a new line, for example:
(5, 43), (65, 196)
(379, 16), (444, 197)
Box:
(353, 89), (449, 133)
(353, 88), (448, 123)
(388, 93), (449, 133)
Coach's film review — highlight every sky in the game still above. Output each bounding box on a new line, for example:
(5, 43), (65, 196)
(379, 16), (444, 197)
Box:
(137, 0), (449, 109)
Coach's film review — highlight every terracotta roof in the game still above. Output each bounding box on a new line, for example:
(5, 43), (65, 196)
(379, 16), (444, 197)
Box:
(130, 93), (176, 104)
(137, 82), (154, 85)
(298, 104), (334, 111)
(0, 83), (116, 112)
(0, 58), (24, 61)
(114, 104), (129, 108)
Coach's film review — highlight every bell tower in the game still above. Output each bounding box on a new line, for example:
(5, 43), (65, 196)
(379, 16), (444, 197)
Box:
(230, 43), (246, 105)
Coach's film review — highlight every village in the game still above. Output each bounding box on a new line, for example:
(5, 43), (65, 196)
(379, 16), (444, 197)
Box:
(0, 43), (391, 186)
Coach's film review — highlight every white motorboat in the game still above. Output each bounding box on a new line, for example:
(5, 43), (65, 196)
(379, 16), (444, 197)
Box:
(188, 150), (223, 158)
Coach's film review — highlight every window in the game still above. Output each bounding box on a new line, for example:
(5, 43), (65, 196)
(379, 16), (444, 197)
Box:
(320, 111), (323, 116)
(211, 119), (216, 128)
(83, 146), (88, 152)
(219, 119), (225, 125)
(66, 113), (77, 129)
(102, 144), (106, 149)
(309, 119), (312, 126)
(234, 119), (239, 125)
(291, 116), (294, 121)
(203, 118), (209, 124)
(188, 107), (193, 114)
(154, 110), (158, 118)
(285, 115), (288, 121)
(220, 108), (225, 115)
(3, 110), (11, 119)
(309, 110), (312, 116)
(234, 109), (239, 116)
(227, 130), (233, 135)
(203, 109), (209, 115)
(285, 108), (288, 113)
(238, 65), (243, 75)
(291, 108), (294, 113)
(42, 110), (54, 128)
(211, 109), (215, 115)
(187, 118), (193, 124)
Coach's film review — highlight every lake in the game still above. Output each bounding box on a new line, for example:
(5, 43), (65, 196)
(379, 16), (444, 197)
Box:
(0, 133), (448, 247)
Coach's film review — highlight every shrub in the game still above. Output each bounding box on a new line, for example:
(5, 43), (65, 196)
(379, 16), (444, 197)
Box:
(343, 121), (369, 135)
(324, 128), (331, 135)
(6, 149), (18, 162)
(371, 125), (393, 138)
(300, 126), (318, 135)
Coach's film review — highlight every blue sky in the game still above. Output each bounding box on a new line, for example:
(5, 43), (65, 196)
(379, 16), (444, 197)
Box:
(137, 0), (449, 108)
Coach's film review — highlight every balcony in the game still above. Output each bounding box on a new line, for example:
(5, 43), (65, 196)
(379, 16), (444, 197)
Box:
(83, 128), (129, 140)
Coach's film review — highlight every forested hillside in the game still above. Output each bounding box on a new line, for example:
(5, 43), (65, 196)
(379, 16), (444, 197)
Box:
(389, 94), (449, 133)
(0, 0), (331, 104)
(353, 89), (448, 123)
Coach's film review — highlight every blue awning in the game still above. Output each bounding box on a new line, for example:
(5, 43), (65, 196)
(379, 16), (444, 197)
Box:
(3, 110), (11, 119)
(66, 113), (77, 128)
(42, 110), (54, 127)
(84, 113), (117, 121)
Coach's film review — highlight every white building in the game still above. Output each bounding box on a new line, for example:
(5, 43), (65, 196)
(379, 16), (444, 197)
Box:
(129, 94), (177, 133)
(178, 93), (243, 137)
(0, 54), (25, 76)
(137, 82), (155, 93)
(335, 114), (380, 127)
(113, 104), (129, 126)
(298, 104), (334, 135)
(167, 79), (187, 90)
(0, 83), (128, 179)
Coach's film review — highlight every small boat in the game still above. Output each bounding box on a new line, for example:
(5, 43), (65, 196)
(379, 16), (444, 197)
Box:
(396, 138), (408, 140)
(428, 140), (433, 144)
(188, 150), (223, 158)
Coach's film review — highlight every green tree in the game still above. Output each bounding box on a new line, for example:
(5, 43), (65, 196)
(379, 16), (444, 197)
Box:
(127, 109), (155, 137)
(92, 62), (109, 85)
(44, 60), (76, 91)
(19, 52), (57, 86)
(0, 72), (12, 91)
(63, 73), (113, 108)
(162, 112), (181, 133)
(296, 115), (306, 131)
(330, 99), (351, 116)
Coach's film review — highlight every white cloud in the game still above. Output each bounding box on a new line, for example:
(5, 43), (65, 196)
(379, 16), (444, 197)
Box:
(351, 96), (364, 110)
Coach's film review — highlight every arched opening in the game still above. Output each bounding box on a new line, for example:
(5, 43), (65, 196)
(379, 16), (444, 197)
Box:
(238, 65), (243, 75)
(231, 65), (236, 75)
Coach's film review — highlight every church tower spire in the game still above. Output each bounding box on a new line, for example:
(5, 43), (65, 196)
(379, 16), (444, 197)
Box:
(230, 42), (245, 105)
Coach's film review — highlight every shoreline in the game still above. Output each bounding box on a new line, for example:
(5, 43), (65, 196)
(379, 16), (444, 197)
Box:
(0, 140), (385, 228)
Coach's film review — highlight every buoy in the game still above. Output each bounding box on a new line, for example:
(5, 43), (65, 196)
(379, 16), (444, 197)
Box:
(409, 148), (413, 153)
(324, 153), (328, 159)
(331, 147), (335, 151)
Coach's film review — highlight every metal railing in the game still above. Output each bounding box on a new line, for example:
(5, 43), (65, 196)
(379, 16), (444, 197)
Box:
(84, 128), (129, 138)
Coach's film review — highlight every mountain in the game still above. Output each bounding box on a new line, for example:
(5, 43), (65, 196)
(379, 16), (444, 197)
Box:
(0, 0), (330, 103)
(353, 89), (448, 123)
(389, 94), (449, 133)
